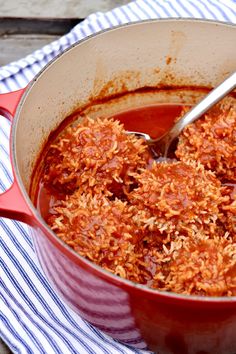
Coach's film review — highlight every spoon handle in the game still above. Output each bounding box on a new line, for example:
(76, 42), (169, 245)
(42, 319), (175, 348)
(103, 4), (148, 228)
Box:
(168, 71), (236, 141)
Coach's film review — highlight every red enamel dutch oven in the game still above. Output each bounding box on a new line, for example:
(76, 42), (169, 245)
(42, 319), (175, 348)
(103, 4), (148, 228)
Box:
(0, 19), (236, 354)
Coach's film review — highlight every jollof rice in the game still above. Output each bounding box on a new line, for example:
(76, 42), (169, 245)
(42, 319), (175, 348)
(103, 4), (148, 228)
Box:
(41, 98), (236, 297)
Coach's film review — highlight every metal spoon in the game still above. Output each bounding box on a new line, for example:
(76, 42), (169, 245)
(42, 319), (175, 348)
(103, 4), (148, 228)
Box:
(128, 71), (236, 157)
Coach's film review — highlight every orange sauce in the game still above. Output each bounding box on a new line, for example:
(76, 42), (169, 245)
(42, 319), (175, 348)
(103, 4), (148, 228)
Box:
(112, 104), (183, 138)
(33, 104), (185, 217)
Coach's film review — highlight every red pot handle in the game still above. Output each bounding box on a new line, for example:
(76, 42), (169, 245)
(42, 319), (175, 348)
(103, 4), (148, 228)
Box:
(0, 88), (34, 225)
(0, 88), (25, 121)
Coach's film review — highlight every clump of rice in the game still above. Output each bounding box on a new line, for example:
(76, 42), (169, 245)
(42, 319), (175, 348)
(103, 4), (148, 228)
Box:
(152, 233), (236, 296)
(219, 184), (236, 236)
(48, 191), (151, 284)
(128, 160), (228, 238)
(43, 117), (149, 196)
(176, 98), (236, 182)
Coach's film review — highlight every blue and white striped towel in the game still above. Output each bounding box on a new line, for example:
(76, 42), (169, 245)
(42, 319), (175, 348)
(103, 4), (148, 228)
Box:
(0, 1), (235, 353)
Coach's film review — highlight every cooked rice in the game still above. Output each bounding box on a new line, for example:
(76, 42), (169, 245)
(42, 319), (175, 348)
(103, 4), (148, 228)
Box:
(42, 103), (236, 297)
(43, 117), (149, 196)
(176, 98), (236, 182)
(219, 184), (236, 237)
(48, 192), (151, 284)
(152, 233), (236, 296)
(128, 160), (228, 238)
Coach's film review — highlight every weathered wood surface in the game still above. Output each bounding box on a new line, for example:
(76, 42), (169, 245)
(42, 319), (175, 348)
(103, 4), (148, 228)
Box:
(0, 0), (130, 18)
(0, 0), (130, 66)
(1, 33), (61, 65)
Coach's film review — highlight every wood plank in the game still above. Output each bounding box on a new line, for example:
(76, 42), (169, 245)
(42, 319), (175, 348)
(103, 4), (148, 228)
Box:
(0, 0), (130, 19)
(0, 17), (81, 35)
(0, 34), (60, 66)
(0, 339), (11, 354)
(0, 0), (131, 66)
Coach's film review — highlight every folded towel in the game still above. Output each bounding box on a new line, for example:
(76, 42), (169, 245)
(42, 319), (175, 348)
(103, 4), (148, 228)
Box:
(0, 1), (235, 353)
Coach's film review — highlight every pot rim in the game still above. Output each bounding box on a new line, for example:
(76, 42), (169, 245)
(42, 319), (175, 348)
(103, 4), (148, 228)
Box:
(11, 18), (236, 303)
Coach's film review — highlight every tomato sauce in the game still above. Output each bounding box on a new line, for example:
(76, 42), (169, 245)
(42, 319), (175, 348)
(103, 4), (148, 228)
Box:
(33, 104), (185, 217)
(112, 104), (183, 139)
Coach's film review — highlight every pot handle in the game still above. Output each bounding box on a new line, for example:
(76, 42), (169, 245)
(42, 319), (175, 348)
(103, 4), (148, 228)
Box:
(0, 88), (26, 120)
(0, 88), (34, 225)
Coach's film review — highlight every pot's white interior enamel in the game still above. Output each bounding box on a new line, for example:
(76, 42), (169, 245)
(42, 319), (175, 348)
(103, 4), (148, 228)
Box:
(13, 20), (236, 191)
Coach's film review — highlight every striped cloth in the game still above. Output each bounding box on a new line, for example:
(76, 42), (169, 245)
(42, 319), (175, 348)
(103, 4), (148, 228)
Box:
(0, 1), (235, 353)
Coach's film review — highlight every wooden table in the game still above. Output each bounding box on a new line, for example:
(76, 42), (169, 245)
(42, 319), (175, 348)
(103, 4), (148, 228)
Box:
(0, 0), (130, 66)
(0, 1), (130, 352)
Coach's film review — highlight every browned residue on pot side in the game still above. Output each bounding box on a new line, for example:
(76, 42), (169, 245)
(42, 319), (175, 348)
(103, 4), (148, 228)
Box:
(164, 31), (186, 68)
(88, 65), (219, 108)
(93, 56), (108, 97)
(166, 57), (172, 65)
(170, 30), (186, 57)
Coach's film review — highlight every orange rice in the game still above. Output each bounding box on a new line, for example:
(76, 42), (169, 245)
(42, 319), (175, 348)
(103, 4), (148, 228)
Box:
(176, 98), (236, 182)
(41, 99), (236, 297)
(43, 117), (150, 196)
(128, 160), (227, 238)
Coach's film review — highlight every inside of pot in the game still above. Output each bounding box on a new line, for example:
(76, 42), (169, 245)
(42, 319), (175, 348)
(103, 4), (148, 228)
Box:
(14, 20), (236, 192)
(29, 84), (236, 297)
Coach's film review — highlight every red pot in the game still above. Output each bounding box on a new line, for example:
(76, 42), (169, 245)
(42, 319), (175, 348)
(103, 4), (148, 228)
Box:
(0, 19), (236, 354)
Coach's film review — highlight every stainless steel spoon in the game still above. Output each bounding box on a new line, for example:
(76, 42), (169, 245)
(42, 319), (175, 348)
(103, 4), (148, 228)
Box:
(128, 71), (236, 157)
